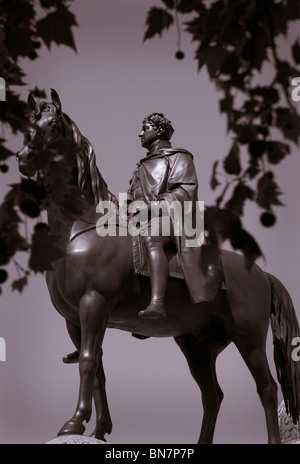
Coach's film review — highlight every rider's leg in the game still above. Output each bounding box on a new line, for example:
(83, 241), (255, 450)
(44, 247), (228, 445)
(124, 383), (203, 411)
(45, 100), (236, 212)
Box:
(138, 233), (171, 321)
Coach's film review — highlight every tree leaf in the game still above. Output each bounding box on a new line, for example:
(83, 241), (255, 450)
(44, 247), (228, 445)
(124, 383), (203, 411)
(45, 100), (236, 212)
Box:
(29, 227), (65, 273)
(210, 160), (220, 190)
(228, 221), (262, 269)
(219, 94), (233, 114)
(241, 30), (270, 71)
(276, 107), (300, 145)
(36, 4), (78, 51)
(3, 60), (27, 87)
(0, 90), (29, 133)
(275, 60), (299, 87)
(11, 276), (27, 293)
(161, 0), (174, 9)
(184, 15), (207, 43)
(196, 45), (230, 79)
(245, 159), (260, 180)
(287, 0), (300, 19)
(256, 174), (284, 210)
(29, 86), (47, 99)
(236, 124), (259, 144)
(0, 142), (16, 161)
(178, 0), (204, 13)
(270, 4), (289, 37)
(251, 86), (279, 104)
(39, 0), (59, 7)
(223, 142), (241, 175)
(143, 7), (174, 42)
(292, 39), (300, 64)
(226, 182), (254, 216)
(266, 141), (290, 165)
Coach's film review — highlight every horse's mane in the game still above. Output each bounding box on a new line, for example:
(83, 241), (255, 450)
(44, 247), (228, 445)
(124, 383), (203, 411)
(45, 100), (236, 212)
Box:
(31, 100), (117, 207)
(64, 113), (111, 206)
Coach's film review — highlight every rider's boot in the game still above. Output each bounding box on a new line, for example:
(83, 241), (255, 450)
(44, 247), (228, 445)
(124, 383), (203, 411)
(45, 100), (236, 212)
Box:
(63, 350), (79, 364)
(138, 246), (168, 321)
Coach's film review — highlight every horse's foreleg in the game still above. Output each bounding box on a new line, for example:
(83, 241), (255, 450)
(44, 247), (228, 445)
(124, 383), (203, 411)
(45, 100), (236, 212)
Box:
(58, 289), (109, 437)
(174, 334), (225, 444)
(90, 348), (113, 441)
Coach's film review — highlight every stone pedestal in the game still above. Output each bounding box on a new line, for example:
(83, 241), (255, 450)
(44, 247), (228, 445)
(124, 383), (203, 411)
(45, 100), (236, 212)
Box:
(278, 401), (300, 444)
(46, 435), (107, 444)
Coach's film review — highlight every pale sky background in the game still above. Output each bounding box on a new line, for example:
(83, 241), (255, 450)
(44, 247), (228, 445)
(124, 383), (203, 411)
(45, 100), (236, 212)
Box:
(0, 0), (299, 444)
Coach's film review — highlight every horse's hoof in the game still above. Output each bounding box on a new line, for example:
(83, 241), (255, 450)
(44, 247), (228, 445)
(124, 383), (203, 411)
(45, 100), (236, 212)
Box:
(90, 432), (107, 442)
(57, 421), (85, 436)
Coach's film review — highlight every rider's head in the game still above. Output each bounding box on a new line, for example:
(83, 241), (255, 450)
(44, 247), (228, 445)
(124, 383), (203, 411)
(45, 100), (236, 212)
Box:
(143, 113), (174, 141)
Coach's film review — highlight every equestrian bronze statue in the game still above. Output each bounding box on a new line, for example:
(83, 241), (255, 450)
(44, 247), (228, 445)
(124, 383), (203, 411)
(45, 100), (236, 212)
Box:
(16, 89), (300, 444)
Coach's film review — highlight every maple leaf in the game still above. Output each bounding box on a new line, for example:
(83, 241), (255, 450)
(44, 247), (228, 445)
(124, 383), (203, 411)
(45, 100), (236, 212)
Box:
(226, 182), (254, 216)
(0, 90), (28, 133)
(29, 86), (46, 99)
(219, 94), (233, 114)
(11, 276), (27, 293)
(276, 107), (300, 145)
(228, 221), (262, 269)
(0, 142), (16, 161)
(184, 15), (207, 43)
(223, 142), (241, 175)
(251, 86), (279, 104)
(266, 141), (290, 165)
(161, 0), (174, 8)
(235, 124), (259, 144)
(2, 60), (27, 87)
(256, 174), (284, 210)
(177, 0), (204, 13)
(275, 60), (299, 88)
(196, 45), (230, 79)
(292, 39), (300, 64)
(29, 227), (65, 273)
(36, 4), (78, 51)
(143, 7), (174, 42)
(245, 159), (260, 180)
(39, 0), (59, 7)
(210, 160), (220, 190)
(287, 0), (300, 19)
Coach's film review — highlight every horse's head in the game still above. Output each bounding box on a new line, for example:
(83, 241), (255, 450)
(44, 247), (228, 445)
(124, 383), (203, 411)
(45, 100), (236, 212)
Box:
(16, 89), (69, 177)
(16, 89), (117, 208)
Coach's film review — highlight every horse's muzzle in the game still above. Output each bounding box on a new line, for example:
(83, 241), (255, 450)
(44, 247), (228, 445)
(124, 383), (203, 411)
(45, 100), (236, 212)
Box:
(16, 151), (37, 177)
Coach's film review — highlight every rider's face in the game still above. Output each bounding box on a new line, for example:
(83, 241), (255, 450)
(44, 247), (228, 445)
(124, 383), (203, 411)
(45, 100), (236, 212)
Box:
(138, 122), (159, 149)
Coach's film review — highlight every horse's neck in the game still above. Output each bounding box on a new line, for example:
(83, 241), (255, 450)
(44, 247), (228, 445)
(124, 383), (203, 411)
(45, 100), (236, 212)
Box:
(46, 204), (72, 249)
(46, 199), (99, 249)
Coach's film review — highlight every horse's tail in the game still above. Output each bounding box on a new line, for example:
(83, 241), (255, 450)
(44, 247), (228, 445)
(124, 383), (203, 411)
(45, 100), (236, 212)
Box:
(266, 272), (300, 424)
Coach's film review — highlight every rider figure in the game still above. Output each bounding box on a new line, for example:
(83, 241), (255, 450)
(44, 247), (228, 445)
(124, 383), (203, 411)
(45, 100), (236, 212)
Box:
(128, 113), (219, 322)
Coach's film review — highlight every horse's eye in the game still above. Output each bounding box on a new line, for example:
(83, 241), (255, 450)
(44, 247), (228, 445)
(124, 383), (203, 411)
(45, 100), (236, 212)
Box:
(50, 120), (58, 128)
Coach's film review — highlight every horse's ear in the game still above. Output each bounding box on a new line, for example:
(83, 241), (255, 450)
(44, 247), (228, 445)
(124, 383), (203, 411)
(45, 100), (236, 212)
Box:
(50, 88), (62, 113)
(27, 92), (37, 110)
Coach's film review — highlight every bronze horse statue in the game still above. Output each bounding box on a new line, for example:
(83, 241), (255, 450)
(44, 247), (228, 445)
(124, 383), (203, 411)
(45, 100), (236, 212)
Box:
(16, 89), (300, 444)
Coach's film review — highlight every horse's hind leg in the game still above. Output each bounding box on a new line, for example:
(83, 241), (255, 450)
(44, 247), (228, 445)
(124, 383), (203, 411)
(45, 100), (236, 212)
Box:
(233, 336), (280, 444)
(58, 289), (111, 438)
(175, 334), (225, 444)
